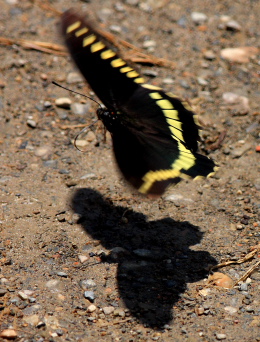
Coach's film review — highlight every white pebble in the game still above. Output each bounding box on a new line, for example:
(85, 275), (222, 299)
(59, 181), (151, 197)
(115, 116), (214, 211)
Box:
(34, 146), (51, 157)
(224, 306), (238, 315)
(71, 103), (90, 116)
(216, 333), (227, 340)
(143, 40), (157, 48)
(78, 255), (89, 263)
(191, 12), (208, 25)
(103, 306), (115, 315)
(23, 314), (40, 326)
(220, 47), (259, 63)
(45, 279), (60, 289)
(73, 139), (88, 147)
(87, 304), (97, 312)
(55, 97), (72, 109)
(66, 72), (83, 84)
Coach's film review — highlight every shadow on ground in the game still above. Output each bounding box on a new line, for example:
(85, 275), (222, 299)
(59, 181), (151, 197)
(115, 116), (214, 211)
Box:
(71, 188), (217, 328)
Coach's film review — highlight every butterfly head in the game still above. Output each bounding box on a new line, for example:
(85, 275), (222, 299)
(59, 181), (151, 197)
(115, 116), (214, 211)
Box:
(97, 108), (121, 133)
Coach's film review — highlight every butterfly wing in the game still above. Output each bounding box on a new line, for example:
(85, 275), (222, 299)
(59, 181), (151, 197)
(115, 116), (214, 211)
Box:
(61, 9), (217, 195)
(61, 10), (143, 110)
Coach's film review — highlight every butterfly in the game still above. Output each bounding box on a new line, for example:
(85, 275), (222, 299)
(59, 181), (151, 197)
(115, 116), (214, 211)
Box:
(61, 9), (217, 196)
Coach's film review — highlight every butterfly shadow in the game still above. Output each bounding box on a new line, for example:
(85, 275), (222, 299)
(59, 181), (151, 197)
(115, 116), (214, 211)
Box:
(71, 188), (217, 328)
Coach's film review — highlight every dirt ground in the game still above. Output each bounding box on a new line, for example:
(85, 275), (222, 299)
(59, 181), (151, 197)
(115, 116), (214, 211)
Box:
(0, 0), (259, 341)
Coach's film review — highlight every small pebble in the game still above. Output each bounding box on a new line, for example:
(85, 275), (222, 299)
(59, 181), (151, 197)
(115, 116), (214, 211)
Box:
(109, 25), (122, 33)
(0, 329), (17, 339)
(197, 77), (208, 86)
(34, 146), (51, 158)
(195, 307), (204, 315)
(220, 47), (259, 63)
(114, 2), (125, 12)
(59, 169), (70, 175)
(36, 321), (46, 328)
(18, 290), (33, 300)
(164, 194), (193, 203)
(56, 109), (68, 120)
(71, 103), (90, 116)
(27, 119), (37, 128)
(78, 255), (89, 263)
(143, 40), (157, 49)
(179, 80), (190, 89)
(231, 142), (252, 158)
(29, 297), (36, 303)
(198, 288), (211, 297)
(43, 160), (58, 169)
(0, 289), (7, 296)
(103, 306), (115, 315)
(222, 92), (249, 105)
(35, 103), (45, 112)
(87, 304), (97, 312)
(191, 12), (208, 25)
(224, 306), (238, 315)
(225, 20), (242, 31)
(6, 0), (18, 4)
(236, 224), (244, 230)
(80, 173), (96, 180)
(125, 0), (139, 5)
(44, 101), (52, 108)
(239, 282), (248, 291)
(139, 2), (152, 12)
(219, 16), (241, 31)
(56, 329), (63, 336)
(162, 78), (174, 84)
(216, 333), (227, 340)
(85, 131), (96, 142)
(143, 69), (158, 77)
(80, 279), (97, 289)
(84, 291), (95, 302)
(66, 72), (83, 84)
(246, 121), (259, 133)
(113, 308), (125, 318)
(74, 139), (88, 148)
(23, 314), (40, 326)
(177, 16), (187, 28)
(97, 8), (113, 22)
(40, 73), (48, 80)
(55, 97), (72, 109)
(204, 50), (216, 60)
(56, 272), (68, 278)
(222, 92), (250, 115)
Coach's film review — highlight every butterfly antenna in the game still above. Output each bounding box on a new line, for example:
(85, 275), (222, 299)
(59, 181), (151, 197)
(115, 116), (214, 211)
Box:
(74, 120), (99, 152)
(52, 81), (102, 108)
(52, 81), (100, 152)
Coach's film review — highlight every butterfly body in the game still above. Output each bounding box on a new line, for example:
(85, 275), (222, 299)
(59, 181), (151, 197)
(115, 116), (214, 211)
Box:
(61, 10), (217, 196)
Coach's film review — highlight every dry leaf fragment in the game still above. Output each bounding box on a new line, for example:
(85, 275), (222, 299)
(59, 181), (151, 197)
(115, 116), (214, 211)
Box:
(208, 272), (234, 289)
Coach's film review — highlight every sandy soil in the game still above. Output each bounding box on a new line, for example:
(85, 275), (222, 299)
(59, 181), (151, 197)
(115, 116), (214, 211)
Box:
(0, 1), (259, 341)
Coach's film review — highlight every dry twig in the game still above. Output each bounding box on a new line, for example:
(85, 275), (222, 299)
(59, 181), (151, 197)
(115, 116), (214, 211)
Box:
(211, 249), (258, 270)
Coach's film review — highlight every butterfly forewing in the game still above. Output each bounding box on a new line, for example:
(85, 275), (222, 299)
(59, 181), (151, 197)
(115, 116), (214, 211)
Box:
(61, 11), (143, 110)
(61, 9), (217, 196)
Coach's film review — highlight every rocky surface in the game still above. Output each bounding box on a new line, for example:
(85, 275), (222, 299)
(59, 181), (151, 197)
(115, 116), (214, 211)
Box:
(0, 0), (259, 341)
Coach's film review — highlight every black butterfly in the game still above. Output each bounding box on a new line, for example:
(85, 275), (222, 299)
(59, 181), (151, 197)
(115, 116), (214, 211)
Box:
(61, 9), (217, 196)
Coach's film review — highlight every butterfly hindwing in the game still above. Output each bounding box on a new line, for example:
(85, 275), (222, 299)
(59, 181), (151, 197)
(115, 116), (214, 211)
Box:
(61, 9), (217, 196)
